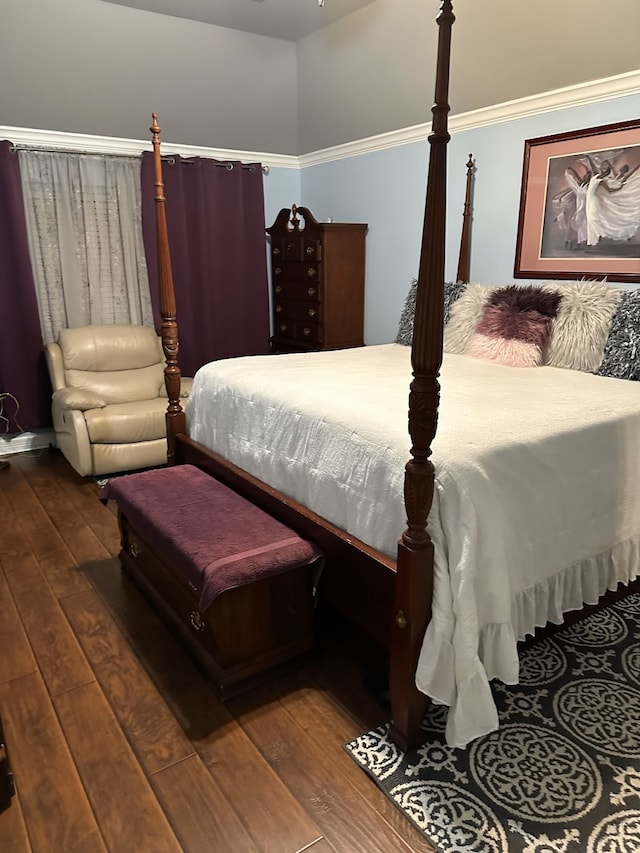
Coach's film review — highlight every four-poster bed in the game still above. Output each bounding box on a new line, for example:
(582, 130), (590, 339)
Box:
(149, 0), (640, 751)
(151, 0), (458, 752)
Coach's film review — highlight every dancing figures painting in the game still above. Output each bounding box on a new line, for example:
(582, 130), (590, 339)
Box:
(546, 149), (640, 255)
(515, 121), (640, 283)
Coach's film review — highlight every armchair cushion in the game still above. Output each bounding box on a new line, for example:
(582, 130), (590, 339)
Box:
(65, 363), (164, 405)
(84, 399), (169, 444)
(57, 324), (162, 372)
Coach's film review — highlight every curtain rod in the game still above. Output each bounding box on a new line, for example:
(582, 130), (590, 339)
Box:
(10, 144), (140, 159)
(9, 143), (269, 172)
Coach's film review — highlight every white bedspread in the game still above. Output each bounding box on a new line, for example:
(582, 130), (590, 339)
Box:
(185, 344), (640, 746)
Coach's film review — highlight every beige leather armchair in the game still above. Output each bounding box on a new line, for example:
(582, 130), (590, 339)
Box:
(45, 324), (192, 477)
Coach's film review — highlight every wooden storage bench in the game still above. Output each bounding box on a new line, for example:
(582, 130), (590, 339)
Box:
(103, 464), (324, 700)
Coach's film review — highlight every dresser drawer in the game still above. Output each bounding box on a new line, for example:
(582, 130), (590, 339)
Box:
(272, 280), (320, 301)
(271, 261), (320, 283)
(273, 299), (321, 324)
(273, 235), (322, 262)
(274, 318), (321, 344)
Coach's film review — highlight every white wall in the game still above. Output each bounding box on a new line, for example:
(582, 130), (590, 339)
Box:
(0, 0), (299, 153)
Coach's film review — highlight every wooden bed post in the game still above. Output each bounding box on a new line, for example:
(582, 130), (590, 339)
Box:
(457, 154), (474, 285)
(150, 114), (185, 464)
(388, 0), (454, 752)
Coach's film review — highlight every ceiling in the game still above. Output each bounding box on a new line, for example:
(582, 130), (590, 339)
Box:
(101, 0), (378, 41)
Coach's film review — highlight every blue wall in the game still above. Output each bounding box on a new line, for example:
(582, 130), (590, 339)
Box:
(298, 92), (640, 345)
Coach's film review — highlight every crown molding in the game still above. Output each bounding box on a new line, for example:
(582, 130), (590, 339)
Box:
(0, 125), (299, 169)
(450, 69), (640, 132)
(299, 69), (640, 167)
(2, 70), (639, 170)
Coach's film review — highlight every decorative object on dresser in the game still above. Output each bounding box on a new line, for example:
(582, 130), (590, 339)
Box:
(266, 205), (367, 353)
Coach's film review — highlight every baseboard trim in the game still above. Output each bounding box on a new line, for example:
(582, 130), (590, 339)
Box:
(0, 430), (55, 457)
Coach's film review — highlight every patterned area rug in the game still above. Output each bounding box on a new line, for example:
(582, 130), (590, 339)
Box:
(345, 596), (640, 852)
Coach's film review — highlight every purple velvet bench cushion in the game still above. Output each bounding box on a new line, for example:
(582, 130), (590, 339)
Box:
(103, 464), (323, 611)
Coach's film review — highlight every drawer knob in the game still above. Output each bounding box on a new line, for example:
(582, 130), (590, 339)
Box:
(275, 305), (283, 313)
(306, 246), (314, 255)
(308, 287), (316, 296)
(275, 285), (282, 293)
(396, 609), (407, 629)
(190, 611), (205, 632)
(129, 542), (140, 558)
(303, 327), (311, 336)
(280, 324), (288, 333)
(274, 267), (282, 276)
(273, 247), (280, 255)
(307, 267), (316, 277)
(308, 308), (316, 318)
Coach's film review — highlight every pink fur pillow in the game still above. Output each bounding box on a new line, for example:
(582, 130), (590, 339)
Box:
(465, 285), (563, 368)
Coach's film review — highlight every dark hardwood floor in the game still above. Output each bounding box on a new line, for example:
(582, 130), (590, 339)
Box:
(0, 449), (434, 853)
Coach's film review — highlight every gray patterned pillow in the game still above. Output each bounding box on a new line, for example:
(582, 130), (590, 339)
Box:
(396, 279), (467, 346)
(597, 289), (640, 381)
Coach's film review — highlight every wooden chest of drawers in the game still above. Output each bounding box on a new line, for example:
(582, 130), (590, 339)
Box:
(266, 205), (367, 353)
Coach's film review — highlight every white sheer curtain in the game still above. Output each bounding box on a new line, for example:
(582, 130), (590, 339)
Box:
(18, 150), (154, 344)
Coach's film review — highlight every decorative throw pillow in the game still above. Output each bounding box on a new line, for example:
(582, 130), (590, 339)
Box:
(395, 279), (467, 346)
(395, 279), (418, 346)
(543, 281), (624, 373)
(443, 283), (497, 353)
(465, 285), (563, 368)
(597, 289), (640, 381)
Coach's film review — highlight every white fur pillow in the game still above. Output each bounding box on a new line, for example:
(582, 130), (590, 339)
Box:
(443, 283), (496, 354)
(543, 281), (624, 372)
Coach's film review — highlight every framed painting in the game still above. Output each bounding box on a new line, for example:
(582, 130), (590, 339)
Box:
(514, 119), (640, 283)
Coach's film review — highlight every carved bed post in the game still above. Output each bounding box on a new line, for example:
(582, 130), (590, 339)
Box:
(457, 154), (474, 284)
(389, 0), (454, 751)
(150, 114), (185, 464)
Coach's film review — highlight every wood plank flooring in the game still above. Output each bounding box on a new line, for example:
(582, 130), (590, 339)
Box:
(0, 450), (435, 853)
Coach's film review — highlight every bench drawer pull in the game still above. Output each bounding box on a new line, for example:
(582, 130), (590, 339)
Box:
(190, 610), (205, 632)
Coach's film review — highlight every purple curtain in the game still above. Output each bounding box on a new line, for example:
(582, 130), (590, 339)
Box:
(141, 153), (270, 377)
(0, 141), (51, 431)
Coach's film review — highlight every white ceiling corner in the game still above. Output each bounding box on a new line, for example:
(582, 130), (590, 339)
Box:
(99, 0), (378, 41)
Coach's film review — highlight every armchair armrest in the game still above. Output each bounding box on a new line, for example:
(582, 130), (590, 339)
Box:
(52, 387), (106, 411)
